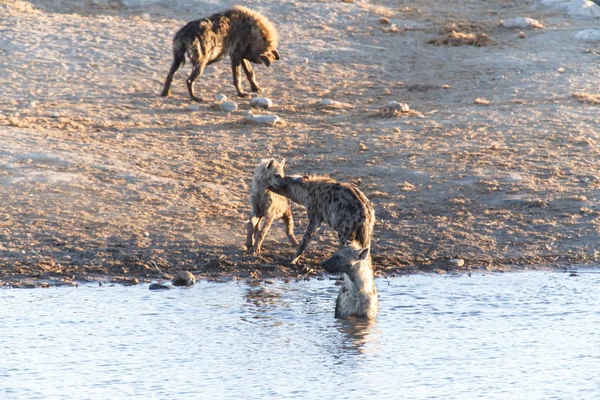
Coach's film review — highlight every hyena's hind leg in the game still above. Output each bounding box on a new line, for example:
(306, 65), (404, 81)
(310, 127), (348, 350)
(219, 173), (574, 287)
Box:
(161, 51), (185, 97)
(186, 60), (207, 102)
(242, 59), (261, 93)
(282, 209), (299, 247)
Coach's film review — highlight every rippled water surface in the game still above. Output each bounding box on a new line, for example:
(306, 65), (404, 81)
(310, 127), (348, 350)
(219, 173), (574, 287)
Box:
(2, 271), (599, 399)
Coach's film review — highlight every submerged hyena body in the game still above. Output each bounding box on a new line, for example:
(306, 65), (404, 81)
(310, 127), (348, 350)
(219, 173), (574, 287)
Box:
(247, 159), (298, 255)
(261, 165), (375, 265)
(322, 242), (378, 319)
(161, 5), (281, 102)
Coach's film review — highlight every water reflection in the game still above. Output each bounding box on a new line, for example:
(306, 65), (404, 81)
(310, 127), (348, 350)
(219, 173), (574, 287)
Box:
(335, 317), (379, 355)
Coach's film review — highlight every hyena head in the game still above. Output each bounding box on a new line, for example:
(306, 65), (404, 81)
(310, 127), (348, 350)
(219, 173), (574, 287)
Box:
(255, 158), (286, 187)
(321, 242), (370, 275)
(260, 50), (281, 67)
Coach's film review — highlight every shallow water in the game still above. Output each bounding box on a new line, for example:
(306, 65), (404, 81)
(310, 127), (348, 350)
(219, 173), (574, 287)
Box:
(1, 271), (599, 399)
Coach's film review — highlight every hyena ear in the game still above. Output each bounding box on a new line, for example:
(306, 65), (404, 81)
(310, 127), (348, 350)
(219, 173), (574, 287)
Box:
(357, 247), (369, 260)
(345, 240), (353, 247)
(272, 50), (280, 60)
(280, 158), (286, 168)
(260, 55), (271, 67)
(266, 159), (275, 169)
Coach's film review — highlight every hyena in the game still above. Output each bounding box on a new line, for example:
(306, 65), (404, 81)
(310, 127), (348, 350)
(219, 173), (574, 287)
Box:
(247, 159), (299, 255)
(260, 165), (375, 265)
(161, 5), (281, 102)
(321, 242), (378, 319)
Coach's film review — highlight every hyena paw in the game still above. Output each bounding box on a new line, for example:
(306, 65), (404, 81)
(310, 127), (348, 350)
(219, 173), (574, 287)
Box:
(251, 86), (262, 93)
(191, 95), (207, 103)
(160, 90), (170, 97)
(237, 91), (250, 98)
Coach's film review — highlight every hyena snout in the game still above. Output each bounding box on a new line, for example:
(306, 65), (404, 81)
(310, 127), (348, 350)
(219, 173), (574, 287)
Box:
(321, 255), (344, 274)
(260, 50), (281, 67)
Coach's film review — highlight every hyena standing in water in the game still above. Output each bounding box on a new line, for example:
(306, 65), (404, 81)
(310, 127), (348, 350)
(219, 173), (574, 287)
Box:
(247, 159), (299, 255)
(161, 6), (281, 102)
(260, 164), (375, 265)
(322, 242), (378, 319)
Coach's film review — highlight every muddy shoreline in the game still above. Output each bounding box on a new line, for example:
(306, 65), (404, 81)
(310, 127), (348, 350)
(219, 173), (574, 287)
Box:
(1, 0), (600, 288)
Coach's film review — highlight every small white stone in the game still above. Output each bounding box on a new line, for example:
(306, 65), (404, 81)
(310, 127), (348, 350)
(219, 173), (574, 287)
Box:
(501, 17), (544, 29)
(387, 101), (410, 112)
(304, 57), (309, 63)
(247, 113), (281, 125)
(49, 112), (60, 118)
(250, 97), (273, 109)
(186, 104), (200, 111)
(450, 259), (465, 268)
(215, 93), (227, 103)
(30, 101), (38, 108)
(221, 101), (238, 113)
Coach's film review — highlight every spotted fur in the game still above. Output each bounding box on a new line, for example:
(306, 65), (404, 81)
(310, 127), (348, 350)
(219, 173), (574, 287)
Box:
(161, 5), (280, 101)
(247, 159), (298, 255)
(259, 164), (375, 265)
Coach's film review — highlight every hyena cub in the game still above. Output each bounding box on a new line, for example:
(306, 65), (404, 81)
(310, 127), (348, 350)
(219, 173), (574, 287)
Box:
(247, 159), (299, 255)
(161, 5), (281, 102)
(322, 242), (378, 319)
(261, 164), (375, 265)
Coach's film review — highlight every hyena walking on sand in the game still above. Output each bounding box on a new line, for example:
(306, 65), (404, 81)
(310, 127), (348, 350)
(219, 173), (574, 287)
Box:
(247, 159), (299, 255)
(161, 6), (280, 102)
(260, 165), (375, 265)
(322, 242), (378, 319)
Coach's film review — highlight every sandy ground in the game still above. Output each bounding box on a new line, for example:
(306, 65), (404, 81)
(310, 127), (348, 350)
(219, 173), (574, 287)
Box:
(0, 0), (599, 287)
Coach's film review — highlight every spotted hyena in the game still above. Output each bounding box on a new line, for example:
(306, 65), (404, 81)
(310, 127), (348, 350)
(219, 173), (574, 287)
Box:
(260, 164), (375, 265)
(321, 242), (378, 319)
(247, 159), (299, 255)
(161, 6), (280, 102)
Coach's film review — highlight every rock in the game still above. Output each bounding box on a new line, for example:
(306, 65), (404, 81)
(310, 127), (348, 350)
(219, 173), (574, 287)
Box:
(250, 97), (273, 109)
(359, 143), (368, 151)
(186, 104), (200, 112)
(172, 271), (196, 287)
(221, 101), (238, 113)
(386, 101), (410, 112)
(575, 29), (600, 41)
(319, 98), (343, 108)
(49, 112), (60, 118)
(149, 283), (170, 291)
(450, 259), (465, 268)
(215, 93), (227, 103)
(541, 0), (600, 17)
(380, 17), (390, 25)
(246, 113), (282, 125)
(519, 31), (526, 39)
(501, 17), (544, 29)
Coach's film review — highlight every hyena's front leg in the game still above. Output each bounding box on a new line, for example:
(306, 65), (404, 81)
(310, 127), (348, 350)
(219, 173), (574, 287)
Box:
(246, 215), (261, 250)
(282, 209), (299, 247)
(186, 61), (207, 102)
(291, 216), (322, 265)
(231, 55), (248, 98)
(251, 215), (276, 255)
(242, 59), (261, 93)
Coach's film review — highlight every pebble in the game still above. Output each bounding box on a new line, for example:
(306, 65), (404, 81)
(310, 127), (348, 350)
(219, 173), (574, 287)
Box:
(215, 93), (227, 103)
(49, 112), (60, 118)
(319, 98), (343, 107)
(250, 97), (273, 109)
(149, 283), (170, 291)
(386, 101), (410, 112)
(221, 101), (238, 113)
(247, 113), (282, 125)
(172, 271), (196, 287)
(575, 29), (600, 41)
(186, 104), (200, 112)
(450, 259), (465, 268)
(380, 17), (390, 25)
(501, 17), (544, 29)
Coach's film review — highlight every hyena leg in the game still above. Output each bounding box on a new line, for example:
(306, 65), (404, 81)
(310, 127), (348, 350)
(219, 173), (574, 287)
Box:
(246, 215), (261, 250)
(251, 215), (276, 255)
(242, 60), (261, 93)
(291, 217), (322, 265)
(231, 56), (248, 98)
(186, 61), (207, 102)
(282, 209), (299, 247)
(161, 52), (185, 97)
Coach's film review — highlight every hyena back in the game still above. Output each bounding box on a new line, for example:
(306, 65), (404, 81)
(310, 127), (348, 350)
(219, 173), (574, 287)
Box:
(247, 159), (298, 255)
(321, 242), (378, 319)
(161, 5), (280, 102)
(261, 165), (375, 265)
